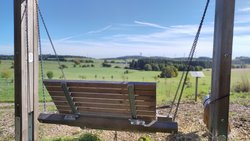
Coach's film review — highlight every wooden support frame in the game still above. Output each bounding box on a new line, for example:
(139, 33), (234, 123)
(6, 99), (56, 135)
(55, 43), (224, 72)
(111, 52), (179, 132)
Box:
(209, 0), (235, 140)
(14, 0), (38, 140)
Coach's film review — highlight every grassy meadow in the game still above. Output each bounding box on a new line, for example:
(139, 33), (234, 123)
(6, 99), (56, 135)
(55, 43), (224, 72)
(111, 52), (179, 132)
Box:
(0, 59), (249, 105)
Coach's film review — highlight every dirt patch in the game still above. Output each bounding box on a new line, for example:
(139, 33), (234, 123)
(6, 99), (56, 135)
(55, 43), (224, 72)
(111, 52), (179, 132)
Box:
(0, 102), (249, 141)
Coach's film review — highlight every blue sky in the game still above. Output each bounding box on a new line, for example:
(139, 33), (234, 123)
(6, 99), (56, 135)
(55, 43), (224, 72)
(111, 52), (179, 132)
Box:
(0, 0), (250, 58)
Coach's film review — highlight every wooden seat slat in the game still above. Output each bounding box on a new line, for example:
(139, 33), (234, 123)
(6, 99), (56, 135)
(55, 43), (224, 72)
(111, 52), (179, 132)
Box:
(69, 87), (128, 94)
(49, 91), (65, 97)
(135, 90), (156, 95)
(51, 96), (68, 101)
(71, 93), (128, 99)
(134, 84), (156, 91)
(75, 104), (155, 111)
(73, 98), (130, 105)
(73, 99), (156, 107)
(53, 101), (69, 106)
(46, 86), (63, 92)
(78, 107), (130, 115)
(67, 82), (128, 89)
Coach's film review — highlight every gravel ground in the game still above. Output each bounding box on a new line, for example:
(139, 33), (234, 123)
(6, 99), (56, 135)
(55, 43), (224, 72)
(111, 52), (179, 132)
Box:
(0, 102), (249, 141)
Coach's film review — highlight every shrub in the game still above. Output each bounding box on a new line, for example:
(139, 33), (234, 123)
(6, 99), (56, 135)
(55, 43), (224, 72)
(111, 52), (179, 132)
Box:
(91, 64), (95, 67)
(233, 77), (250, 93)
(72, 59), (81, 65)
(46, 71), (54, 79)
(114, 66), (121, 68)
(160, 66), (178, 78)
(138, 136), (151, 141)
(144, 64), (152, 71)
(59, 64), (68, 69)
(79, 133), (101, 141)
(102, 63), (111, 67)
(124, 70), (129, 74)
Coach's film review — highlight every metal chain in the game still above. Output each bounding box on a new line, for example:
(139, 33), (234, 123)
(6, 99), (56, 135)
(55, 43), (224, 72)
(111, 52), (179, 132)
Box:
(24, 0), (32, 109)
(35, 0), (67, 80)
(170, 0), (210, 121)
(35, 0), (47, 112)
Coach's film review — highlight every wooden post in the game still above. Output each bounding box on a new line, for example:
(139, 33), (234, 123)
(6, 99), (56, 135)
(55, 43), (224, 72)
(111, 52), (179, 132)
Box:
(195, 77), (198, 102)
(14, 0), (38, 140)
(209, 0), (235, 140)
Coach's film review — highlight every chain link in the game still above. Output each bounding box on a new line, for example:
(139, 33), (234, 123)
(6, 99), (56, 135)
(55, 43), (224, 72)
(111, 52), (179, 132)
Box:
(35, 0), (47, 112)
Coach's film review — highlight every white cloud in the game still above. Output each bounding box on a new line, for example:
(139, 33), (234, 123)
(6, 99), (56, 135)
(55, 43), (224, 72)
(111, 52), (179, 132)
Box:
(87, 25), (112, 34)
(56, 25), (113, 42)
(39, 20), (250, 58)
(238, 7), (250, 13)
(134, 20), (168, 29)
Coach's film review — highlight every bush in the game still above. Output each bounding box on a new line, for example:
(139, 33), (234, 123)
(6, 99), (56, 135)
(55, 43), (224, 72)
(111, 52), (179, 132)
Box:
(160, 66), (178, 78)
(46, 71), (54, 79)
(102, 63), (111, 67)
(72, 59), (81, 65)
(138, 136), (151, 141)
(79, 133), (101, 141)
(144, 64), (152, 71)
(114, 66), (121, 68)
(59, 64), (68, 69)
(124, 70), (129, 74)
(233, 77), (249, 93)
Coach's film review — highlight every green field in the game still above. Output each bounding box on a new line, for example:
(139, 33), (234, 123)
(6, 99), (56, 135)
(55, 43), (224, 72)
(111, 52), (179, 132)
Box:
(0, 59), (249, 105)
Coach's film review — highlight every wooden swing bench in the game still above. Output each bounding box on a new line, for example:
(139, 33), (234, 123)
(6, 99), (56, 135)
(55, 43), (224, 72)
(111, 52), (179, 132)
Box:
(38, 80), (178, 133)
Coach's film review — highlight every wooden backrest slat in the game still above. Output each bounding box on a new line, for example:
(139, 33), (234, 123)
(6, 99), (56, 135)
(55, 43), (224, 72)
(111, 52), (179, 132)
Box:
(44, 80), (156, 120)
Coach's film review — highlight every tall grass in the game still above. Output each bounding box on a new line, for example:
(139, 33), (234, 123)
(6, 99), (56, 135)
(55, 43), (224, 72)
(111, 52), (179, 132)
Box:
(233, 76), (250, 93)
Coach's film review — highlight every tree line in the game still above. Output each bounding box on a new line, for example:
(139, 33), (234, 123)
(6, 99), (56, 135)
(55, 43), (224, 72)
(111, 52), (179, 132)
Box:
(129, 58), (212, 72)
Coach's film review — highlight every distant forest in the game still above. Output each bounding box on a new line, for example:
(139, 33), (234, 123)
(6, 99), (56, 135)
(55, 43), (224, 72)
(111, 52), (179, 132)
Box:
(1, 55), (250, 69)
(129, 58), (212, 71)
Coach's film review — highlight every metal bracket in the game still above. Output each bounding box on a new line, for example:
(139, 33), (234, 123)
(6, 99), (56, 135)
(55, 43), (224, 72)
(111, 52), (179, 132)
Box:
(129, 119), (145, 125)
(64, 114), (79, 121)
(61, 82), (78, 114)
(128, 84), (137, 119)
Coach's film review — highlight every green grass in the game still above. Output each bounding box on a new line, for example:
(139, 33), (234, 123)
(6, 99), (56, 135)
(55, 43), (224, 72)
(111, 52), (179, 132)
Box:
(0, 60), (250, 105)
(41, 133), (102, 141)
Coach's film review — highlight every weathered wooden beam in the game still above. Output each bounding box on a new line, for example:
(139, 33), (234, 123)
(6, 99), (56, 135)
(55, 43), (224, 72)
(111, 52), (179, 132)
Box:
(209, 0), (235, 140)
(38, 113), (178, 133)
(14, 0), (38, 140)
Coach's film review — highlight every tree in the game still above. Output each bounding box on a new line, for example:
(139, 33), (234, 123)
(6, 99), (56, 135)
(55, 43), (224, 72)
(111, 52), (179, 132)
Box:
(102, 62), (111, 67)
(144, 64), (152, 71)
(46, 71), (54, 79)
(151, 64), (160, 71)
(59, 64), (68, 69)
(72, 59), (81, 66)
(160, 66), (178, 78)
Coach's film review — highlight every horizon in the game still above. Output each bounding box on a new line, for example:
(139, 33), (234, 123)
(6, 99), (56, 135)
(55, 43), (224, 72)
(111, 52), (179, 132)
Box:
(1, 1), (250, 58)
